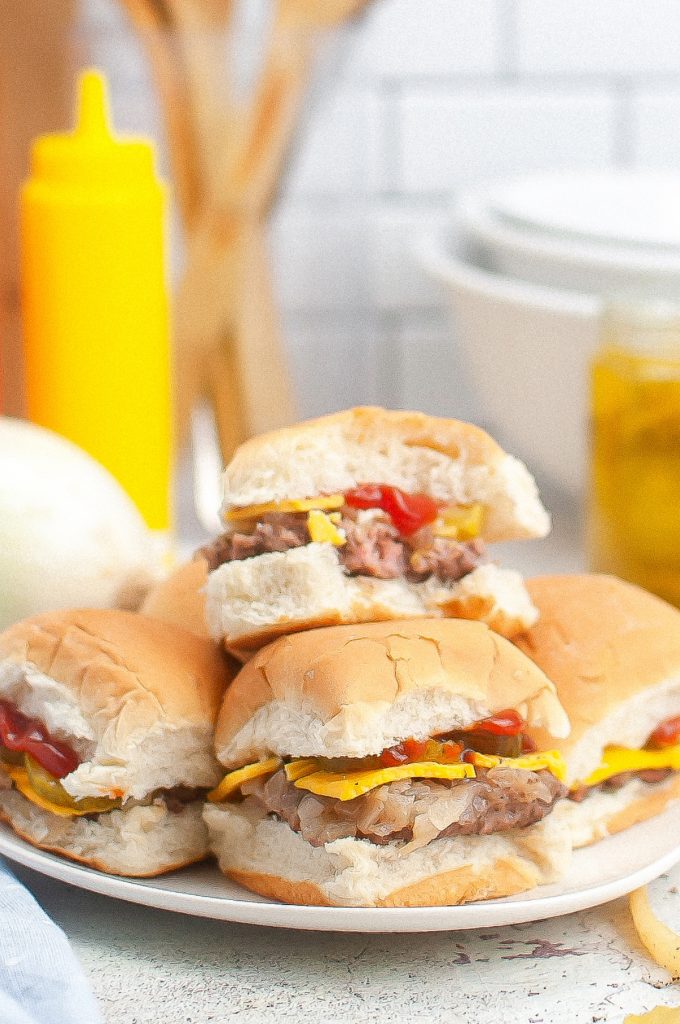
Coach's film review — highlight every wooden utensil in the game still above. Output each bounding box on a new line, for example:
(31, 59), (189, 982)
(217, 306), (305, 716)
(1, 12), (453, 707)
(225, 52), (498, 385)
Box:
(118, 0), (376, 461)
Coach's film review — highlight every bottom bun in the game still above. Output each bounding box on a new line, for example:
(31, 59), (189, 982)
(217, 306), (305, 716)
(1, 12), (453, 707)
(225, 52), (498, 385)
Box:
(204, 802), (571, 908)
(0, 789), (210, 877)
(554, 775), (680, 849)
(206, 544), (538, 657)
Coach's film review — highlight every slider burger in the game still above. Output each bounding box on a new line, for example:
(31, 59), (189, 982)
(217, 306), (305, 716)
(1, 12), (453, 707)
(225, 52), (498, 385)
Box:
(204, 619), (572, 907)
(200, 407), (551, 659)
(0, 610), (229, 876)
(515, 575), (680, 847)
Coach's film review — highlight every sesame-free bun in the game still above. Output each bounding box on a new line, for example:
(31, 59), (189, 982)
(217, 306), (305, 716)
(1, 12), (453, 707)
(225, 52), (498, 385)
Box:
(0, 609), (229, 802)
(552, 773), (680, 849)
(515, 575), (680, 785)
(0, 787), (210, 877)
(141, 558), (211, 638)
(221, 407), (550, 542)
(214, 618), (569, 769)
(207, 550), (541, 658)
(204, 801), (571, 907)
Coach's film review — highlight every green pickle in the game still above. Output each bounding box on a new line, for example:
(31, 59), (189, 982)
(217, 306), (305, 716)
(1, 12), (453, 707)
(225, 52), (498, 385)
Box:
(589, 338), (680, 607)
(24, 755), (121, 814)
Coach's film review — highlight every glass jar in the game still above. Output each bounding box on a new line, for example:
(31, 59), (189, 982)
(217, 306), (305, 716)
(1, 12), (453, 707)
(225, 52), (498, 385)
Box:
(588, 300), (680, 607)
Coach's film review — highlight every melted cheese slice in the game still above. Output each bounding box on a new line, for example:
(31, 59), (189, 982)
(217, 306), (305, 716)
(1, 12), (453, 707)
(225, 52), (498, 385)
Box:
(471, 750), (567, 783)
(291, 761), (476, 801)
(582, 744), (680, 789)
(207, 758), (282, 803)
(211, 749), (566, 805)
(5, 766), (92, 818)
(433, 503), (485, 540)
(226, 495), (344, 522)
(306, 510), (346, 546)
(284, 759), (319, 782)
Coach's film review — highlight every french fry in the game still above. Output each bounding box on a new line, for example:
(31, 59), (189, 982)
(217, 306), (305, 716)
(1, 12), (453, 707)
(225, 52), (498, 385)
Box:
(629, 885), (680, 978)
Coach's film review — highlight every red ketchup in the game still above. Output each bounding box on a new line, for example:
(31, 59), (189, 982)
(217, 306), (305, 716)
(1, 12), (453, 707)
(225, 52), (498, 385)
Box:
(647, 716), (680, 750)
(0, 701), (80, 778)
(471, 710), (525, 736)
(380, 737), (462, 768)
(344, 485), (439, 536)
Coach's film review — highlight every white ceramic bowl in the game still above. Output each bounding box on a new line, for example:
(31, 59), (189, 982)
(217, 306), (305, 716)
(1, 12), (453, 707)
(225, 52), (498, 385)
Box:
(484, 171), (680, 250)
(459, 193), (680, 297)
(419, 236), (601, 497)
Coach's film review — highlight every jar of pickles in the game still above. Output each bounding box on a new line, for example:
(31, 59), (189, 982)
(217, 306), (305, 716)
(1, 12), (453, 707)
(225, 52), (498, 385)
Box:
(588, 300), (680, 607)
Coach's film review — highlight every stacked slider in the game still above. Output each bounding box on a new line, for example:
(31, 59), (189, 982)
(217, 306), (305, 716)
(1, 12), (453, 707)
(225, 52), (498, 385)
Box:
(195, 406), (580, 905)
(200, 406), (551, 659)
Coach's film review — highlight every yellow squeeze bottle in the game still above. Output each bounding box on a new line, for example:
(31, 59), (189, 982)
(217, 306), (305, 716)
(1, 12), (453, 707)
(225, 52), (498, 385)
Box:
(21, 70), (172, 533)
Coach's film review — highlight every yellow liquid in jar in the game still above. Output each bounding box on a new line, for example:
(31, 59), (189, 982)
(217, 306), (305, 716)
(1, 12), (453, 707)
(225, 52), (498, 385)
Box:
(588, 344), (680, 607)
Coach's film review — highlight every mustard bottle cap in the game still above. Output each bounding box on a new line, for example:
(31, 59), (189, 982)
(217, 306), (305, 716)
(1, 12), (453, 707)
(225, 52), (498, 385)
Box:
(30, 70), (157, 188)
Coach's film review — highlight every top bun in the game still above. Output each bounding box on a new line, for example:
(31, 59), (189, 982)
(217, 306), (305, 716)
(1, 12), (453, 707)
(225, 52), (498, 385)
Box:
(515, 574), (680, 784)
(221, 407), (550, 543)
(0, 609), (231, 800)
(214, 618), (569, 768)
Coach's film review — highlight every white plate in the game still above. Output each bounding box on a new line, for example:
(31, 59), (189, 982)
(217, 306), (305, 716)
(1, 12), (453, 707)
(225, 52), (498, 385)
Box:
(2, 803), (680, 933)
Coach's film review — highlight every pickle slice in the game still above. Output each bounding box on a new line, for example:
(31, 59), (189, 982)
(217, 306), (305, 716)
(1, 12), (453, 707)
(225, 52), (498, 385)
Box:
(446, 731), (523, 758)
(24, 756), (121, 814)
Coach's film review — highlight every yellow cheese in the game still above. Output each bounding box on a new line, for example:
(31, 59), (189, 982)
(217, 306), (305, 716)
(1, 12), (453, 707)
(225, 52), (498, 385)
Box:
(582, 744), (680, 789)
(5, 766), (92, 818)
(284, 759), (319, 782)
(226, 495), (344, 522)
(306, 509), (346, 546)
(207, 757), (282, 803)
(470, 750), (567, 783)
(433, 503), (485, 541)
(292, 761), (476, 801)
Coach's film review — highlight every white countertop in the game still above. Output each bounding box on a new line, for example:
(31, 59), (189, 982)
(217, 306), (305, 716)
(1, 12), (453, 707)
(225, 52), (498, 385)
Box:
(12, 863), (680, 1024)
(9, 496), (680, 1023)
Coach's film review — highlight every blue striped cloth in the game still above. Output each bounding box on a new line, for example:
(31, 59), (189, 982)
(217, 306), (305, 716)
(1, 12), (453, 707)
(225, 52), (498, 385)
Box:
(0, 859), (102, 1024)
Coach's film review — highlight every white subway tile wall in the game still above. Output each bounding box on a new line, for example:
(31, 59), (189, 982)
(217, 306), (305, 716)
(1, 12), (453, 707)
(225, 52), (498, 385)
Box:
(516, 0), (680, 76)
(399, 88), (617, 192)
(79, 0), (680, 427)
(632, 91), (680, 167)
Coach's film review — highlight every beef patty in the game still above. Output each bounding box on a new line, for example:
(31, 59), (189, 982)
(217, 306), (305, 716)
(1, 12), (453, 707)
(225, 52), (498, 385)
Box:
(240, 765), (567, 851)
(200, 510), (485, 587)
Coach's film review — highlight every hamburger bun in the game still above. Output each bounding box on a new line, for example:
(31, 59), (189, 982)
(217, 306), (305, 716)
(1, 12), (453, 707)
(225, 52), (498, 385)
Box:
(0, 786), (209, 878)
(515, 574), (680, 845)
(141, 557), (211, 638)
(0, 609), (231, 875)
(207, 553), (540, 660)
(214, 617), (570, 768)
(221, 407), (550, 542)
(204, 801), (570, 908)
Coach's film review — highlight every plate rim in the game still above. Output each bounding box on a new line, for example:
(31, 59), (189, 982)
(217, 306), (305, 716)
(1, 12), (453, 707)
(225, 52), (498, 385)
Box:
(2, 811), (680, 933)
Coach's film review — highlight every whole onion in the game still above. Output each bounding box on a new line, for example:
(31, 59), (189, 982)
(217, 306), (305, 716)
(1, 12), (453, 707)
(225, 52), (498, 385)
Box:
(0, 418), (162, 628)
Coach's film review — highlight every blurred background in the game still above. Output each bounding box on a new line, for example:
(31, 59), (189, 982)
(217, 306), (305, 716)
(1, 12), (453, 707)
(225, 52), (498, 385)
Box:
(5, 0), (680, 427)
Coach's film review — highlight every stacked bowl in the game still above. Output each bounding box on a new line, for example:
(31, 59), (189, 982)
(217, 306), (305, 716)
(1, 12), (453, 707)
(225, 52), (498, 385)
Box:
(421, 171), (680, 499)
